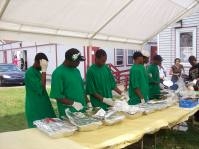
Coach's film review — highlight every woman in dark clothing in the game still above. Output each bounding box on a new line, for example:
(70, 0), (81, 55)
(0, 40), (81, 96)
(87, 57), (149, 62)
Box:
(170, 58), (184, 83)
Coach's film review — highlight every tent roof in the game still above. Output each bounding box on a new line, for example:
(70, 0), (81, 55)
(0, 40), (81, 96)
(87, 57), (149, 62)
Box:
(0, 0), (199, 49)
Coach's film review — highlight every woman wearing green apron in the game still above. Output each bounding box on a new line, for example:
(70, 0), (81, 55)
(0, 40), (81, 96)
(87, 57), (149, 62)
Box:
(25, 53), (55, 128)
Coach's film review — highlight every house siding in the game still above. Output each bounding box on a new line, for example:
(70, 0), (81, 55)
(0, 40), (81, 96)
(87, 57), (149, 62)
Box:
(159, 11), (199, 74)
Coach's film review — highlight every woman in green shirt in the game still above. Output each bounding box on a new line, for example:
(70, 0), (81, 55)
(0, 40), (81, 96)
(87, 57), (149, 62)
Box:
(25, 53), (55, 128)
(128, 52), (149, 105)
(147, 55), (163, 99)
(86, 49), (124, 110)
(50, 48), (88, 117)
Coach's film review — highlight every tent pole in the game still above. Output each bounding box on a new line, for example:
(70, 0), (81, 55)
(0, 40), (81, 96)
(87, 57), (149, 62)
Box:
(88, 40), (93, 67)
(0, 0), (10, 19)
(90, 0), (135, 39)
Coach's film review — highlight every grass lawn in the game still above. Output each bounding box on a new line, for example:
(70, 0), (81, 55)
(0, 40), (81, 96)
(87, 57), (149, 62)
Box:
(0, 86), (57, 132)
(0, 86), (27, 132)
(0, 86), (199, 148)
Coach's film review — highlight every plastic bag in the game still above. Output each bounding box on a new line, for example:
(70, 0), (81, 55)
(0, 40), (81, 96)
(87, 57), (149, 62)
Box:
(112, 100), (143, 119)
(104, 113), (125, 125)
(65, 109), (102, 131)
(93, 109), (125, 125)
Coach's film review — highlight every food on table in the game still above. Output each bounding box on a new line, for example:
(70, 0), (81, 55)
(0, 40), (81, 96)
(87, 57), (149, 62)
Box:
(65, 109), (102, 131)
(33, 118), (77, 138)
(93, 109), (125, 125)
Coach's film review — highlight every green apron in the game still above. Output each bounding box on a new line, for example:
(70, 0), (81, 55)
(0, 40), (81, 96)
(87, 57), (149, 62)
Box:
(86, 64), (116, 110)
(25, 66), (56, 128)
(50, 64), (86, 117)
(147, 64), (161, 99)
(128, 64), (149, 105)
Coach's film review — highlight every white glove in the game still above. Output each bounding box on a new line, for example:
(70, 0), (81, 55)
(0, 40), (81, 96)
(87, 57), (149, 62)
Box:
(72, 102), (83, 111)
(120, 92), (126, 100)
(160, 83), (165, 89)
(40, 59), (48, 72)
(192, 79), (197, 85)
(87, 102), (92, 108)
(187, 85), (194, 91)
(103, 98), (114, 106)
(140, 98), (145, 104)
(120, 92), (129, 101)
(173, 73), (180, 76)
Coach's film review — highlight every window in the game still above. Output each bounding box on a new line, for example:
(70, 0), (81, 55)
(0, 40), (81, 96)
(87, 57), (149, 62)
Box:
(115, 49), (124, 66)
(180, 32), (193, 63)
(127, 49), (137, 65)
(176, 27), (196, 66)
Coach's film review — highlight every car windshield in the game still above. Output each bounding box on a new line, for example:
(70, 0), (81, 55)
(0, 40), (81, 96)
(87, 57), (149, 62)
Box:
(0, 65), (21, 72)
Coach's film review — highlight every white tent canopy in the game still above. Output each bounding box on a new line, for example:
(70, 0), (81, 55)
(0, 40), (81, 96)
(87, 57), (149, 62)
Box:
(0, 0), (199, 49)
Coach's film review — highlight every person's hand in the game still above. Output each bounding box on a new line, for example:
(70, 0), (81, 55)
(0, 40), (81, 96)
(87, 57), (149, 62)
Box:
(173, 73), (180, 76)
(140, 98), (145, 104)
(192, 79), (197, 85)
(120, 92), (126, 100)
(160, 83), (165, 89)
(87, 102), (92, 108)
(72, 102), (83, 111)
(120, 92), (129, 101)
(149, 73), (152, 78)
(40, 59), (48, 72)
(103, 98), (114, 106)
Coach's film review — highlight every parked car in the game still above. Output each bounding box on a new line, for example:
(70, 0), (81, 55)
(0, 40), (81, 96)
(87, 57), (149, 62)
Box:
(0, 64), (25, 86)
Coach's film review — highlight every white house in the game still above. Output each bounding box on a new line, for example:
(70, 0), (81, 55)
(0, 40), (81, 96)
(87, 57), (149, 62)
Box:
(158, 10), (199, 74)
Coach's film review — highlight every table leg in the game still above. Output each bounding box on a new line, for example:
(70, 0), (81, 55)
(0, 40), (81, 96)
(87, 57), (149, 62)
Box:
(141, 138), (144, 149)
(154, 133), (157, 149)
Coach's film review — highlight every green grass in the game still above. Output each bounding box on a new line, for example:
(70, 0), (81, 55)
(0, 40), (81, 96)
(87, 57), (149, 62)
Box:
(0, 87), (25, 116)
(156, 125), (199, 149)
(0, 86), (57, 132)
(126, 125), (199, 149)
(0, 87), (199, 149)
(0, 87), (27, 132)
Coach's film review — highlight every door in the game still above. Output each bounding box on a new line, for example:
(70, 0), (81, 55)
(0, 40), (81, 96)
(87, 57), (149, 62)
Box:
(3, 51), (7, 63)
(150, 46), (157, 62)
(176, 27), (196, 66)
(86, 46), (100, 66)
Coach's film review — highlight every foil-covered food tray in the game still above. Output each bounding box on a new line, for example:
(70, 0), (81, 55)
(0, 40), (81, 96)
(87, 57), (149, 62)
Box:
(33, 118), (77, 138)
(65, 109), (102, 131)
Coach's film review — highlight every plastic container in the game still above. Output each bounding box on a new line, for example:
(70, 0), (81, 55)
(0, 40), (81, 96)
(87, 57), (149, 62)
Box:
(179, 99), (198, 108)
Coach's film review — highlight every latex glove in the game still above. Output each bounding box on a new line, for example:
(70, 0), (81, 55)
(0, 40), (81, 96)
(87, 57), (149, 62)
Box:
(120, 92), (129, 101)
(193, 79), (197, 84)
(103, 98), (114, 106)
(87, 102), (92, 108)
(40, 59), (48, 72)
(187, 85), (194, 91)
(72, 102), (83, 111)
(148, 73), (152, 78)
(160, 83), (165, 90)
(173, 73), (180, 76)
(140, 98), (145, 104)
